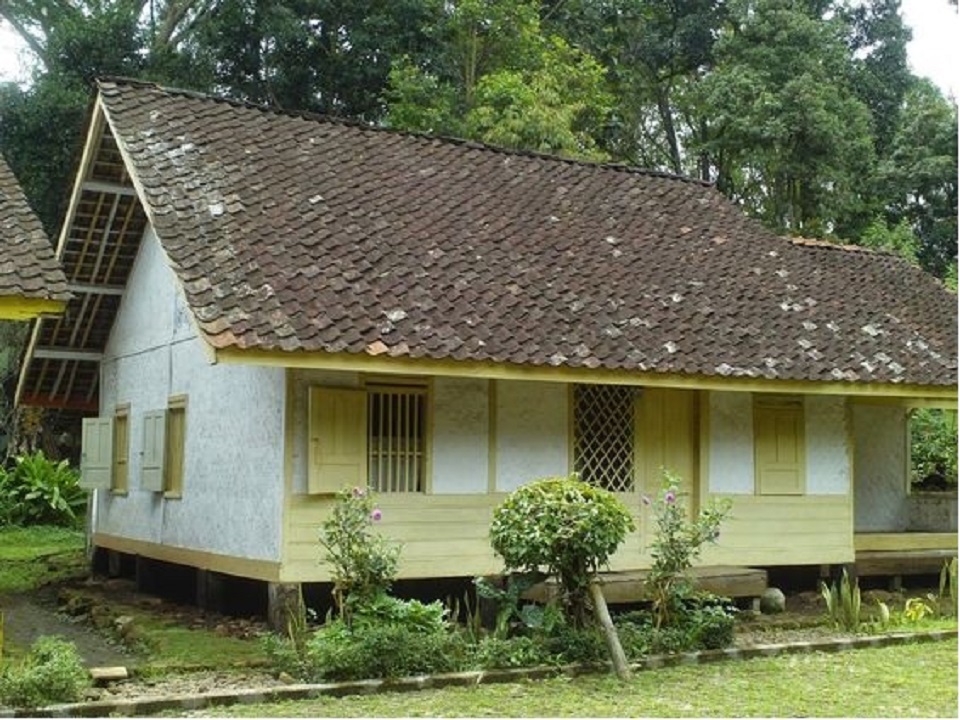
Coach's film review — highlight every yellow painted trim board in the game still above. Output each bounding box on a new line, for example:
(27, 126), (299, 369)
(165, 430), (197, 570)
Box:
(0, 297), (66, 321)
(214, 347), (957, 401)
(855, 533), (958, 552)
(487, 379), (497, 493)
(92, 533), (281, 582)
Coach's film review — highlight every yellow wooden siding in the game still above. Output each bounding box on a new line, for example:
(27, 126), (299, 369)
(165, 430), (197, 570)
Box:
(281, 491), (852, 581)
(855, 532), (958, 552)
(636, 388), (698, 512)
(112, 411), (129, 493)
(754, 398), (805, 495)
(308, 387), (367, 494)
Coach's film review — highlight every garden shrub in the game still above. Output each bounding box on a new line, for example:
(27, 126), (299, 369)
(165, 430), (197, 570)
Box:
(489, 475), (634, 624)
(304, 620), (468, 681)
(470, 636), (546, 669)
(318, 486), (400, 617)
(646, 472), (731, 628)
(538, 623), (608, 665)
(350, 594), (448, 634)
(0, 636), (90, 709)
(0, 452), (86, 527)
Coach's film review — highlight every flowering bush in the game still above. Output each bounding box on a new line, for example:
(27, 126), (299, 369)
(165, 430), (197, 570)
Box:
(318, 486), (400, 616)
(490, 474), (635, 625)
(645, 472), (732, 628)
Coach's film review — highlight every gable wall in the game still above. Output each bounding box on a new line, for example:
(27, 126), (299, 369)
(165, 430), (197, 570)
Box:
(95, 225), (286, 564)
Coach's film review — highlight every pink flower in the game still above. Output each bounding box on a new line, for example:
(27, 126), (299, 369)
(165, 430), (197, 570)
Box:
(664, 490), (676, 504)
(370, 508), (383, 522)
(352, 487), (366, 498)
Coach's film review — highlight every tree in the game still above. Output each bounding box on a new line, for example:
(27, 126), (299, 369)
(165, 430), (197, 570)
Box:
(695, 0), (876, 235)
(384, 0), (611, 159)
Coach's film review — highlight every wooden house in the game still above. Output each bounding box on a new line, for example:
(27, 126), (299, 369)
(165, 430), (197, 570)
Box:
(16, 79), (957, 618)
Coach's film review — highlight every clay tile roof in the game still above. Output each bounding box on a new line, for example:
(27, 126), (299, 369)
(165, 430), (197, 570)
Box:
(97, 78), (957, 387)
(0, 155), (69, 302)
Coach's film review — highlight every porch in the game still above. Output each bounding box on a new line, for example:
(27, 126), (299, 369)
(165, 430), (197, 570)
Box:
(854, 532), (958, 582)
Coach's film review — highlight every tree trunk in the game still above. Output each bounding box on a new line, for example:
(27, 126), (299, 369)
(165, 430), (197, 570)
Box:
(589, 579), (630, 681)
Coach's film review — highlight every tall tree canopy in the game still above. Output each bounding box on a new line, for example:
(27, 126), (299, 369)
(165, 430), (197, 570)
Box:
(0, 0), (955, 279)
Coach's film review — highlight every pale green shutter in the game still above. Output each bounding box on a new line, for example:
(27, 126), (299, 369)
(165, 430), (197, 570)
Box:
(308, 387), (367, 494)
(142, 410), (167, 492)
(80, 417), (114, 489)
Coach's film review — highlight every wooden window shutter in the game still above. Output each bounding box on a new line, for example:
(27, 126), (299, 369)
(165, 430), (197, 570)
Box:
(141, 410), (167, 492)
(80, 417), (114, 489)
(308, 387), (367, 494)
(165, 403), (186, 497)
(755, 398), (805, 495)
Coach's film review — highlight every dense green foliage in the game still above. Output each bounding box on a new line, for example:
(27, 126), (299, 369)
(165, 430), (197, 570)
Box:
(909, 409), (958, 490)
(0, 637), (90, 709)
(0, 0), (954, 281)
(490, 475), (634, 624)
(0, 451), (86, 527)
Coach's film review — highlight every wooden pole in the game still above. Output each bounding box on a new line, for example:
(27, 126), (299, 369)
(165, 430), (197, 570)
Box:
(589, 579), (631, 681)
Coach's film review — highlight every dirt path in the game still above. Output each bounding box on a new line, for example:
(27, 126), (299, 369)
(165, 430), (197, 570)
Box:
(0, 591), (135, 667)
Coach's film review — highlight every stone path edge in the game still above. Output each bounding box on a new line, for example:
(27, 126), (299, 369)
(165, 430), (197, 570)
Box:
(3, 629), (956, 718)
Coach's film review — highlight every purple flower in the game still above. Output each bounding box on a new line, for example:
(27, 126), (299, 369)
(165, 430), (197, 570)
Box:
(370, 508), (383, 522)
(664, 490), (677, 504)
(641, 495), (652, 506)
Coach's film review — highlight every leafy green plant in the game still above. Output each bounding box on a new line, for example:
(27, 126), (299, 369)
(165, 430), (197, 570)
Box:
(0, 451), (86, 527)
(489, 474), (635, 625)
(350, 594), (448, 634)
(645, 472), (732, 628)
(317, 486), (400, 618)
(820, 569), (861, 632)
(0, 636), (90, 709)
(474, 573), (542, 639)
(903, 597), (934, 624)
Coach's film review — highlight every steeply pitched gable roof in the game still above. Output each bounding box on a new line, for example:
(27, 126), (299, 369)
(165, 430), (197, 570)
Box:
(16, 78), (958, 410)
(0, 155), (69, 312)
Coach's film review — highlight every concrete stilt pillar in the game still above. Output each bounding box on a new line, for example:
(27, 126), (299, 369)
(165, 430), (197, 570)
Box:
(267, 582), (304, 633)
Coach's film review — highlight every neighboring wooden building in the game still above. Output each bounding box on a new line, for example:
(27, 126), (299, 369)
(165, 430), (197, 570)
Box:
(17, 79), (957, 610)
(0, 155), (69, 320)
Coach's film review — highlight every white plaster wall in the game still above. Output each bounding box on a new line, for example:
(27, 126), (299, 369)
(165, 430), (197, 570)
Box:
(708, 391), (754, 493)
(96, 226), (286, 561)
(431, 377), (489, 493)
(495, 380), (569, 491)
(287, 368), (361, 495)
(852, 404), (908, 531)
(804, 395), (849, 494)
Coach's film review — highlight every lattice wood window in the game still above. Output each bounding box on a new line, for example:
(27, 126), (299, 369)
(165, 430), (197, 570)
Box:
(573, 384), (636, 492)
(368, 386), (426, 493)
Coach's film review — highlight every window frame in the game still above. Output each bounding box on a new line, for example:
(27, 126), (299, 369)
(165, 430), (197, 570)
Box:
(164, 395), (188, 499)
(570, 383), (638, 493)
(365, 381), (429, 494)
(111, 404), (130, 495)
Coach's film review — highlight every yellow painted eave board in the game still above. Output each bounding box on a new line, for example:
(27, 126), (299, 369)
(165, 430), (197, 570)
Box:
(0, 296), (66, 321)
(213, 346), (958, 401)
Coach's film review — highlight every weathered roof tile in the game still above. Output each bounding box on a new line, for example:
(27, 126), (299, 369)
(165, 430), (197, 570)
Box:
(97, 79), (957, 387)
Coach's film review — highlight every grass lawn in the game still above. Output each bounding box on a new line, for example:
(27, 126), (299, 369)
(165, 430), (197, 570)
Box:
(0, 525), (86, 593)
(190, 639), (959, 718)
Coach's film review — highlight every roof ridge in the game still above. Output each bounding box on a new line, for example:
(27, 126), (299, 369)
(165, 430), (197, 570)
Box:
(96, 76), (714, 187)
(789, 235), (901, 258)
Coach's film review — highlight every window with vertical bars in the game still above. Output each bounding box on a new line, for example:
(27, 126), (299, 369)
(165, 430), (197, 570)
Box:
(573, 384), (636, 492)
(368, 386), (426, 493)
